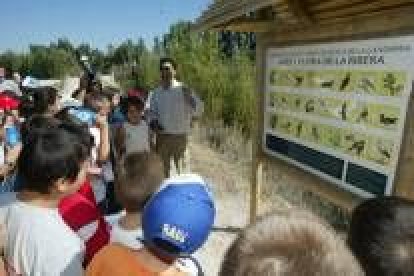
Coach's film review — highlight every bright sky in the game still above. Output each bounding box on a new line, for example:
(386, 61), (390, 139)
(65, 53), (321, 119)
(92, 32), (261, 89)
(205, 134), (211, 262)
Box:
(0, 0), (212, 53)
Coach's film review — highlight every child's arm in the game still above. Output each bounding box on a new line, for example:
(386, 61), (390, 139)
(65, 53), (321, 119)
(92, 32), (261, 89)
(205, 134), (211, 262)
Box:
(0, 142), (22, 178)
(5, 142), (22, 166)
(95, 114), (110, 163)
(148, 126), (156, 151)
(114, 125), (126, 158)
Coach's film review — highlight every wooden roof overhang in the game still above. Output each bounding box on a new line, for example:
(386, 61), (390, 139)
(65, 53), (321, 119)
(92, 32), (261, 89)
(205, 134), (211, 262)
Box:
(196, 0), (414, 40)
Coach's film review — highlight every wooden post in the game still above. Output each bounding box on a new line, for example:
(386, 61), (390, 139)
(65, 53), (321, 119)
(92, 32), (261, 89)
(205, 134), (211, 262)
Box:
(250, 33), (266, 224)
(394, 82), (414, 198)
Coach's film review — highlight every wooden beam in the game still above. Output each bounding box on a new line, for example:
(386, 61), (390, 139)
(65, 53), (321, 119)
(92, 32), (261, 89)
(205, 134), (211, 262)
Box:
(195, 0), (282, 32)
(394, 83), (414, 199)
(250, 33), (267, 223)
(217, 19), (277, 33)
(286, 0), (313, 25)
(267, 4), (414, 44)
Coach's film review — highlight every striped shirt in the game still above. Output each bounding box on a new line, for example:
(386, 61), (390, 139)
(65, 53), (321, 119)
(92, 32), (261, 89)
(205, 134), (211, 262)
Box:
(146, 79), (203, 135)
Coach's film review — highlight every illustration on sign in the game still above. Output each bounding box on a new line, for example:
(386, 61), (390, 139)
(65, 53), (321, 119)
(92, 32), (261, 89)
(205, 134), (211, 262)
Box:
(264, 36), (414, 196)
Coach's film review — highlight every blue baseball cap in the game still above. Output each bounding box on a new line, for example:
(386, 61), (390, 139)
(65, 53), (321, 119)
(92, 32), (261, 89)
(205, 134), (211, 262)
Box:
(142, 174), (215, 256)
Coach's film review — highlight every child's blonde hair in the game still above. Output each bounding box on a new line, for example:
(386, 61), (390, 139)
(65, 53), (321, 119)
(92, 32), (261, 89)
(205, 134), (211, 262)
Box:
(220, 209), (363, 276)
(115, 152), (164, 213)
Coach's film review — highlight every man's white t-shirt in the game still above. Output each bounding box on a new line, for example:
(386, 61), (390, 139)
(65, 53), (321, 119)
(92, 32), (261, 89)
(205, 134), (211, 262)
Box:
(0, 193), (84, 276)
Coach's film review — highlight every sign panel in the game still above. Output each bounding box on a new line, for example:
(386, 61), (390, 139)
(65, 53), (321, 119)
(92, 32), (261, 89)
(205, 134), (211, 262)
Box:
(264, 36), (414, 197)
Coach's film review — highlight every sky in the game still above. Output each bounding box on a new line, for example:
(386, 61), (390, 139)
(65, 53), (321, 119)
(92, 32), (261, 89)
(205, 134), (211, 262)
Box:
(0, 0), (212, 53)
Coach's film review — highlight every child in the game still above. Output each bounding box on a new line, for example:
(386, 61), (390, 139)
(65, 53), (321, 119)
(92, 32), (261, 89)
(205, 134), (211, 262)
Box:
(115, 95), (150, 158)
(87, 174), (216, 276)
(110, 151), (164, 249)
(0, 117), (92, 275)
(348, 196), (414, 276)
(220, 209), (363, 276)
(83, 92), (112, 210)
(0, 111), (22, 193)
(55, 109), (111, 266)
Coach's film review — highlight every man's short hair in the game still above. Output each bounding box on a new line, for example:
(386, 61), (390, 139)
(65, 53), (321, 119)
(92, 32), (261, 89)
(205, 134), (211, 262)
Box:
(220, 209), (363, 276)
(115, 152), (164, 213)
(159, 57), (177, 71)
(18, 117), (92, 194)
(348, 197), (414, 276)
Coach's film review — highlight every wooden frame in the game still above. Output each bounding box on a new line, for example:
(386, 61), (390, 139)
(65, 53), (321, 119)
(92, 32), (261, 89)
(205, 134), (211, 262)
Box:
(196, 0), (414, 223)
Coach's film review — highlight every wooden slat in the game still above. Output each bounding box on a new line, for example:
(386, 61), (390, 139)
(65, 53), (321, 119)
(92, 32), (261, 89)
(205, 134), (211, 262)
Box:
(313, 0), (412, 20)
(198, 0), (283, 26)
(268, 4), (414, 43)
(287, 0), (313, 24)
(196, 0), (280, 31)
(309, 0), (368, 12)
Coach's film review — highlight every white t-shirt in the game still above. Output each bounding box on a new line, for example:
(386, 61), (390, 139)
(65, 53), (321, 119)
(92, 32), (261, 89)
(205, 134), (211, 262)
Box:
(124, 121), (150, 154)
(106, 212), (198, 276)
(0, 193), (84, 276)
(110, 217), (144, 250)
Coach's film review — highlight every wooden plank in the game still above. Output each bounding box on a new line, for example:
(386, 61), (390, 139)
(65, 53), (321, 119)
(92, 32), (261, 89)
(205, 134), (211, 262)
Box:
(313, 0), (412, 20)
(287, 0), (313, 24)
(250, 33), (267, 222)
(394, 84), (414, 199)
(267, 4), (414, 43)
(217, 19), (277, 33)
(309, 0), (369, 12)
(197, 0), (284, 31)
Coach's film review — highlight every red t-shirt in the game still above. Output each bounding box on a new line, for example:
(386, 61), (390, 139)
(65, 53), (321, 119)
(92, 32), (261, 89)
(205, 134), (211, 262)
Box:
(59, 179), (110, 266)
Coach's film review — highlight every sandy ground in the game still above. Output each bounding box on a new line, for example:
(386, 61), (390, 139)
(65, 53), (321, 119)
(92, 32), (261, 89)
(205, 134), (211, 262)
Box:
(187, 140), (250, 276)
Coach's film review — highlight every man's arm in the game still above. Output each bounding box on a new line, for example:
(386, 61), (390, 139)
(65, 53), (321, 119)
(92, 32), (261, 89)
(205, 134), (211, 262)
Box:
(183, 86), (204, 118)
(144, 90), (158, 122)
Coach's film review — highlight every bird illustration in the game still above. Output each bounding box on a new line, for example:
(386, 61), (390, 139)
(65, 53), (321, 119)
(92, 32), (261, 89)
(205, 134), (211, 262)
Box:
(380, 114), (398, 125)
(341, 102), (347, 121)
(297, 122), (303, 137)
(356, 107), (369, 123)
(348, 140), (365, 156)
(321, 80), (335, 88)
(378, 146), (391, 159)
(295, 98), (301, 108)
(305, 100), (315, 113)
(295, 76), (304, 87)
(340, 73), (351, 91)
(312, 127), (319, 140)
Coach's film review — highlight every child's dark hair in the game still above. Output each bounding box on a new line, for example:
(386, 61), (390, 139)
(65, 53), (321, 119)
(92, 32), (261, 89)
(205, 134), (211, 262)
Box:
(84, 91), (108, 112)
(115, 152), (163, 212)
(19, 86), (57, 118)
(18, 116), (92, 194)
(348, 196), (414, 276)
(120, 96), (144, 116)
(159, 57), (177, 71)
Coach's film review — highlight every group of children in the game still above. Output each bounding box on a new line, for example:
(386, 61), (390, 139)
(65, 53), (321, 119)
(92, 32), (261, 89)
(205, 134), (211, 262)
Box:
(0, 66), (414, 276)
(0, 71), (216, 275)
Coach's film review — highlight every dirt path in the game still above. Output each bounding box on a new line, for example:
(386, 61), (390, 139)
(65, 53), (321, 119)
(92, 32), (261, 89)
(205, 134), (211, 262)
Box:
(188, 140), (249, 276)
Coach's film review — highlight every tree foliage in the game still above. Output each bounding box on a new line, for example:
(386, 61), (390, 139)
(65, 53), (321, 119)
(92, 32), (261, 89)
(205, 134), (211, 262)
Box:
(0, 21), (256, 134)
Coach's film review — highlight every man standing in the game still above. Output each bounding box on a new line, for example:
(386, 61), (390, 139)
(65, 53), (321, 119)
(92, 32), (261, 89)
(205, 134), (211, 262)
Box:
(147, 58), (203, 177)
